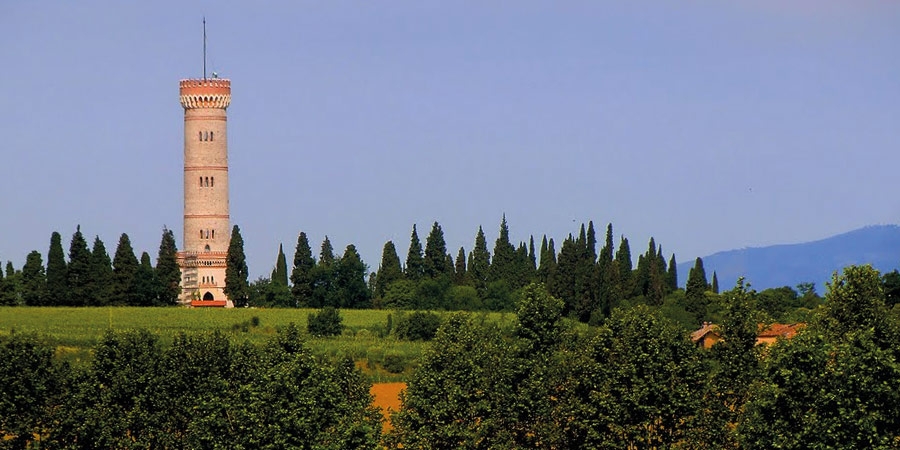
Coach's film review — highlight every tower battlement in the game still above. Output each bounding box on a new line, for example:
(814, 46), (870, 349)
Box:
(180, 79), (231, 109)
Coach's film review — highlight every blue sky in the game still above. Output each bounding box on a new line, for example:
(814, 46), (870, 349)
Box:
(2, 1), (899, 280)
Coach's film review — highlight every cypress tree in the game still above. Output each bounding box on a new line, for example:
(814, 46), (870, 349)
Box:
(46, 231), (68, 306)
(0, 260), (8, 306)
(271, 244), (288, 286)
(454, 246), (468, 285)
(616, 236), (633, 298)
(444, 253), (455, 279)
(89, 236), (114, 306)
(111, 233), (140, 306)
(405, 225), (424, 281)
(155, 228), (181, 306)
(0, 259), (18, 306)
(334, 244), (370, 308)
(470, 226), (491, 294)
(528, 235), (537, 274)
(319, 236), (335, 265)
(537, 235), (557, 284)
(489, 215), (516, 283)
(685, 257), (710, 323)
(512, 242), (531, 289)
(290, 232), (316, 307)
(310, 236), (336, 308)
(711, 271), (719, 294)
(134, 252), (159, 306)
(21, 251), (46, 306)
(667, 254), (678, 291)
(595, 224), (618, 319)
(67, 225), (92, 306)
(423, 222), (448, 279)
(586, 221), (598, 263)
(224, 225), (250, 307)
(374, 241), (403, 298)
(552, 234), (578, 313)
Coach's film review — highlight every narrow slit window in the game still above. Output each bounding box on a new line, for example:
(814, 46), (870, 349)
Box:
(198, 131), (202, 141)
(200, 230), (203, 239)
(199, 176), (203, 187)
(212, 229), (215, 239)
(210, 177), (214, 187)
(210, 131), (214, 141)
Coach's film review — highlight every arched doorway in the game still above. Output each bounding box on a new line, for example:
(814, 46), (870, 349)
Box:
(203, 292), (214, 301)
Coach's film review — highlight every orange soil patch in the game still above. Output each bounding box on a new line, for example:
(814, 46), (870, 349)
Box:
(371, 382), (406, 432)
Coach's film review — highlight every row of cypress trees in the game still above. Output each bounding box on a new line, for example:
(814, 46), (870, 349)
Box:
(0, 227), (181, 306)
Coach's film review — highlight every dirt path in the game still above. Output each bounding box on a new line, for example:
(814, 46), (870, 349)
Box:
(371, 382), (406, 432)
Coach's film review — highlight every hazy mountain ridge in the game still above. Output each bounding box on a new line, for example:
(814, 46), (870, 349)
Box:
(679, 225), (900, 291)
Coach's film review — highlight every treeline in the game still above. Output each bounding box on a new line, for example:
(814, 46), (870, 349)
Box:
(386, 266), (900, 448)
(252, 216), (826, 326)
(0, 227), (181, 306)
(0, 325), (381, 449)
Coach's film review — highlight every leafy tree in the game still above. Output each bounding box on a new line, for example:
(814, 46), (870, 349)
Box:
(395, 311), (443, 341)
(134, 252), (159, 306)
(469, 226), (491, 295)
(404, 225), (424, 281)
(46, 231), (68, 306)
(111, 233), (140, 306)
(382, 279), (417, 309)
(271, 243), (288, 286)
(334, 244), (370, 308)
(374, 240), (403, 300)
(21, 252), (46, 306)
(882, 269), (900, 308)
(515, 283), (565, 356)
(67, 225), (92, 306)
(224, 225), (250, 307)
(307, 306), (344, 336)
(309, 237), (337, 308)
(0, 333), (61, 449)
(290, 232), (315, 307)
(821, 264), (890, 340)
(423, 221), (448, 279)
(248, 276), (292, 307)
(489, 214), (516, 284)
(155, 228), (180, 306)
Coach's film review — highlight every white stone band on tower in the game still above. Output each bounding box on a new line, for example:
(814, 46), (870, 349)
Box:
(177, 78), (232, 307)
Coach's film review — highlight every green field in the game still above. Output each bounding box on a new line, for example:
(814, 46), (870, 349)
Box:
(0, 307), (515, 382)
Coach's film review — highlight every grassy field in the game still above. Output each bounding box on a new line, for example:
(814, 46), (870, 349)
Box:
(0, 307), (516, 382)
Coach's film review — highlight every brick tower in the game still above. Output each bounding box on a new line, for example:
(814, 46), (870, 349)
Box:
(176, 78), (232, 307)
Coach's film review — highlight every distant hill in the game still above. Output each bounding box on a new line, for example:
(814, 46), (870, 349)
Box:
(678, 225), (900, 292)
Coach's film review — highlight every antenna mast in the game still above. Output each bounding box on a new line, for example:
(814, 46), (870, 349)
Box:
(203, 17), (207, 80)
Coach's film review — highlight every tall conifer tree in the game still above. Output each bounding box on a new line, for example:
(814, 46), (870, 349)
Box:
(310, 236), (336, 307)
(155, 228), (180, 306)
(711, 271), (719, 294)
(616, 236), (633, 298)
(489, 215), (516, 283)
(334, 244), (370, 308)
(586, 221), (598, 263)
(112, 233), (139, 306)
(271, 244), (288, 286)
(46, 231), (68, 306)
(290, 232), (316, 307)
(685, 257), (710, 323)
(224, 225), (250, 307)
(134, 252), (159, 306)
(667, 254), (678, 291)
(405, 225), (424, 281)
(89, 236), (113, 306)
(552, 235), (578, 313)
(67, 225), (92, 306)
(454, 246), (468, 285)
(470, 226), (491, 294)
(374, 241), (403, 298)
(423, 222), (448, 279)
(21, 251), (46, 306)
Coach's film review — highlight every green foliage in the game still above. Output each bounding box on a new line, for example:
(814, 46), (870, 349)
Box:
(489, 214), (516, 284)
(224, 225), (250, 307)
(423, 221), (448, 279)
(404, 225), (424, 281)
(67, 225), (92, 307)
(308, 306), (344, 337)
(271, 242), (289, 286)
(155, 227), (180, 306)
(111, 233), (139, 306)
(249, 276), (293, 307)
(374, 240), (403, 300)
(453, 246), (468, 285)
(134, 251), (159, 306)
(0, 333), (61, 449)
(21, 252), (46, 307)
(444, 284), (481, 310)
(469, 226), (491, 295)
(290, 231), (316, 307)
(334, 244), (371, 308)
(514, 283), (564, 355)
(395, 311), (442, 341)
(46, 231), (68, 306)
(684, 256), (710, 324)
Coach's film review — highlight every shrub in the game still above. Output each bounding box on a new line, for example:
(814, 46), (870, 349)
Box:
(307, 307), (343, 337)
(395, 311), (442, 341)
(383, 353), (406, 374)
